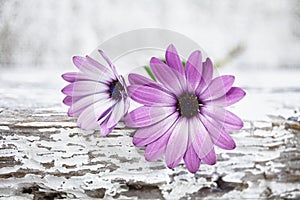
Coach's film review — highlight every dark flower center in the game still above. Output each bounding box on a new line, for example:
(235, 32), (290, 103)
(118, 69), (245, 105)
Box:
(177, 93), (201, 118)
(109, 80), (124, 100)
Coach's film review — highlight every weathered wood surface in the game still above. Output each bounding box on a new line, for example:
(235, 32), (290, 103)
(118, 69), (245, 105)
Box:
(0, 68), (300, 199)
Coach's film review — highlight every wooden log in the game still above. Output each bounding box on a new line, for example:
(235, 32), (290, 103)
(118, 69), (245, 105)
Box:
(0, 107), (299, 199)
(0, 69), (299, 199)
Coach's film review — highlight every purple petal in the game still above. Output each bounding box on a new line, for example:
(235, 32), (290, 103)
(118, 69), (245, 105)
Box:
(124, 98), (130, 115)
(150, 57), (186, 96)
(67, 107), (81, 117)
(189, 116), (214, 163)
(204, 87), (246, 107)
(128, 73), (156, 85)
(201, 106), (243, 130)
(99, 113), (116, 136)
(214, 132), (236, 150)
(200, 75), (235, 101)
(63, 96), (73, 106)
(118, 75), (128, 100)
(185, 50), (203, 93)
(133, 112), (179, 147)
(105, 100), (125, 129)
(62, 72), (106, 83)
(128, 85), (177, 107)
(72, 56), (114, 82)
(98, 50), (119, 79)
(183, 144), (201, 173)
(165, 44), (185, 76)
(125, 106), (176, 128)
(200, 115), (236, 150)
(201, 148), (216, 165)
(68, 93), (108, 117)
(144, 124), (174, 161)
(166, 117), (189, 169)
(86, 55), (114, 77)
(77, 98), (116, 130)
(61, 81), (108, 97)
(62, 72), (78, 83)
(72, 56), (86, 69)
(195, 58), (213, 95)
(128, 73), (170, 92)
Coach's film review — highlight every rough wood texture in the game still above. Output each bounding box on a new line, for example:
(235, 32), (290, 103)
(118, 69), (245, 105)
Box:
(0, 69), (299, 199)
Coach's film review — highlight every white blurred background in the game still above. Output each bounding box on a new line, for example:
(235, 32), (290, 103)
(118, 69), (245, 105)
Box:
(1, 0), (300, 69)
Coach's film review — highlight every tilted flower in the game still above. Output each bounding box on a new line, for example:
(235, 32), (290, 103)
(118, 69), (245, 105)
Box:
(62, 50), (129, 136)
(125, 44), (246, 173)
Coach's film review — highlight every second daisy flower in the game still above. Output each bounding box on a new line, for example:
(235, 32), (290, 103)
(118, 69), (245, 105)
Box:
(125, 44), (246, 173)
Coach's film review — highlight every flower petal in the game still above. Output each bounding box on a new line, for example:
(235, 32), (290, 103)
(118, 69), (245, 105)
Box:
(183, 117), (203, 173)
(63, 96), (76, 106)
(85, 55), (113, 75)
(128, 85), (177, 107)
(68, 93), (109, 117)
(77, 98), (116, 130)
(98, 50), (119, 79)
(183, 145), (201, 173)
(99, 113), (116, 136)
(105, 100), (125, 129)
(125, 106), (176, 128)
(195, 58), (213, 95)
(62, 72), (78, 83)
(144, 122), (176, 161)
(189, 116), (215, 164)
(202, 148), (216, 165)
(61, 81), (109, 97)
(185, 50), (203, 92)
(201, 106), (243, 130)
(200, 114), (236, 150)
(100, 100), (125, 136)
(150, 57), (186, 96)
(214, 132), (236, 150)
(133, 112), (179, 147)
(166, 117), (189, 169)
(72, 56), (114, 83)
(128, 73), (156, 85)
(128, 73), (173, 97)
(62, 72), (107, 83)
(165, 44), (185, 76)
(204, 87), (246, 107)
(124, 98), (130, 115)
(200, 75), (235, 101)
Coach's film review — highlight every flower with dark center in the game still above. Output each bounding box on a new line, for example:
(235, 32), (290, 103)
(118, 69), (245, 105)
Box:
(125, 44), (246, 173)
(61, 50), (129, 136)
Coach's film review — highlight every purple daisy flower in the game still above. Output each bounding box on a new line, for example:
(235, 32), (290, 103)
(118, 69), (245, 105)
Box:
(125, 44), (246, 173)
(61, 50), (129, 136)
